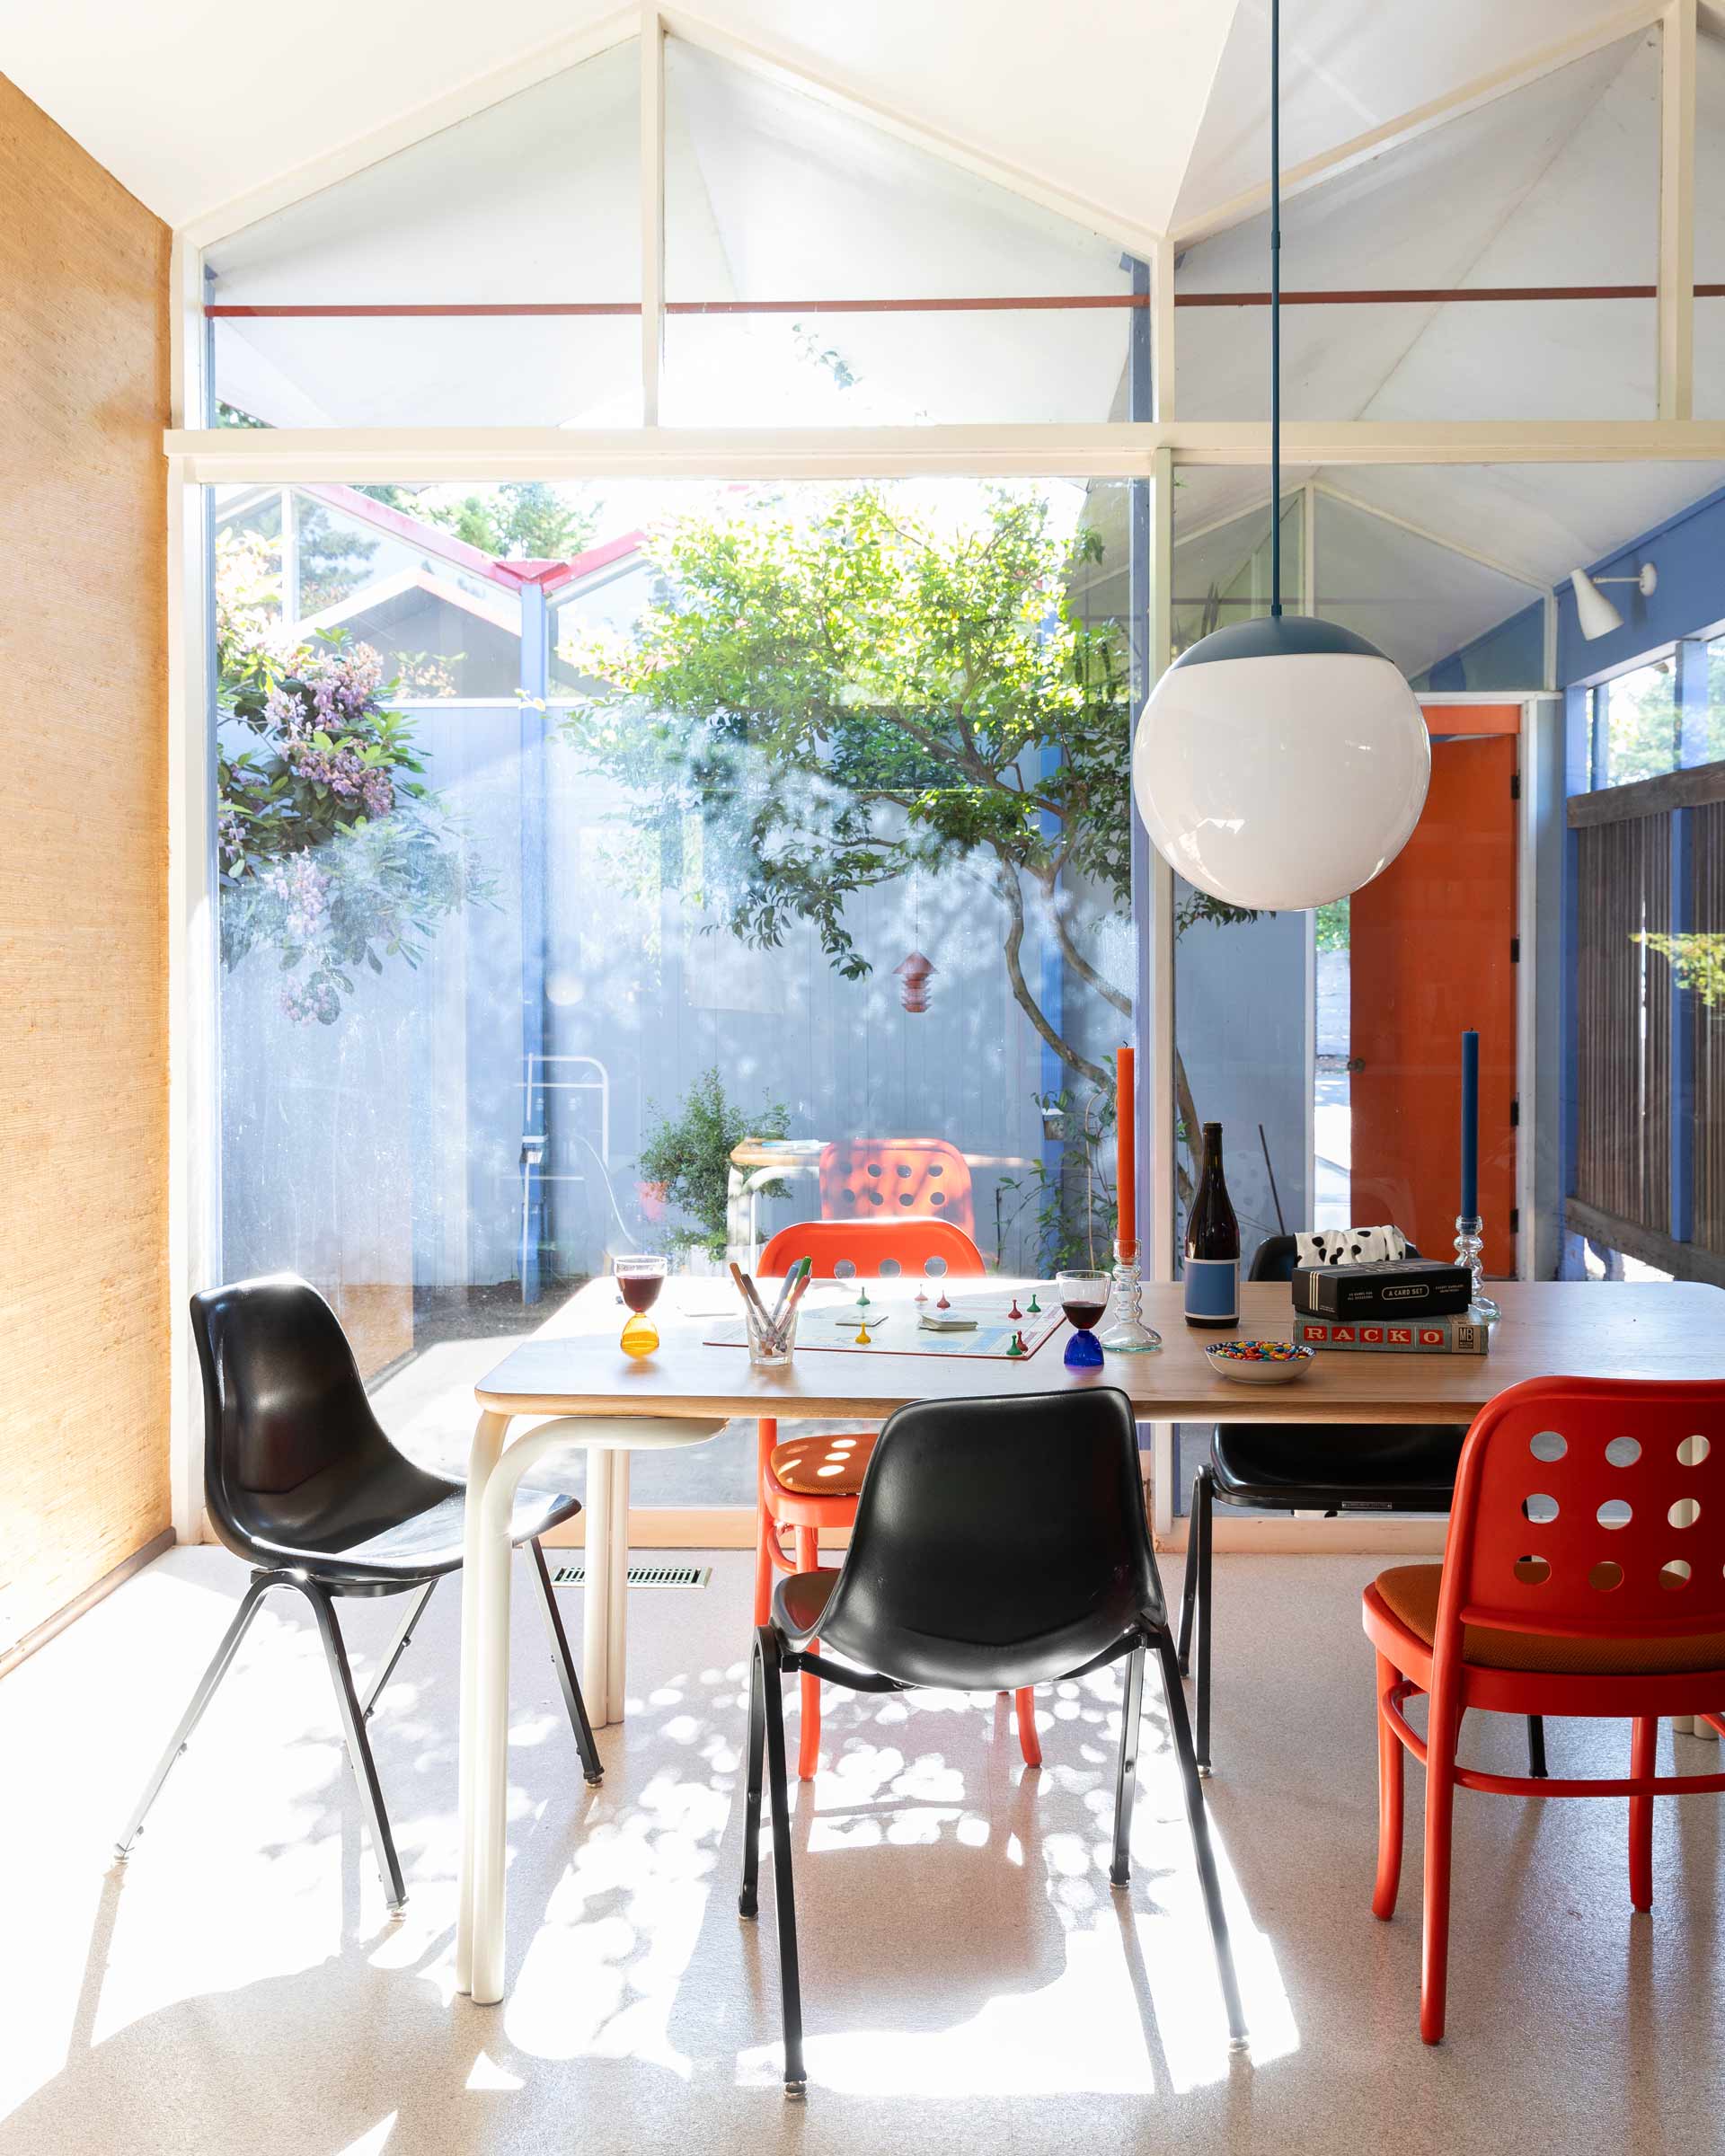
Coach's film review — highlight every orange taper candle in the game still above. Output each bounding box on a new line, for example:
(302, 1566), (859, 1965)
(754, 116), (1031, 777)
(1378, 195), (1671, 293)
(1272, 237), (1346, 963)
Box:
(1115, 1045), (1137, 1259)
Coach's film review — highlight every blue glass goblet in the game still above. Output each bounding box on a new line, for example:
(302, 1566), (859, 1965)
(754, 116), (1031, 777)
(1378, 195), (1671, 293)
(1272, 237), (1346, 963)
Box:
(1057, 1269), (1110, 1369)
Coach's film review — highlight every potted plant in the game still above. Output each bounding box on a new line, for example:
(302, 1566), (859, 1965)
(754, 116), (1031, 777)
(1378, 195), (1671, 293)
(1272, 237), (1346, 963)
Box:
(637, 1067), (791, 1270)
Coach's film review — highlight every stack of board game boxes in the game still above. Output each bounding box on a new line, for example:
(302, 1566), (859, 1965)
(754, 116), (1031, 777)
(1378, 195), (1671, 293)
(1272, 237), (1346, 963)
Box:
(1289, 1258), (1490, 1356)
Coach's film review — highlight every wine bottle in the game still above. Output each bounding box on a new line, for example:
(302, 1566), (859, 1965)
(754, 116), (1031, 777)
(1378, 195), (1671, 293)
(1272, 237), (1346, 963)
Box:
(1183, 1122), (1240, 1329)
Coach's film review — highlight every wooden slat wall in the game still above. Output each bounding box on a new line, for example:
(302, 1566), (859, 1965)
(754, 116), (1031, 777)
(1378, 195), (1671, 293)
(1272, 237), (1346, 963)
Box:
(0, 76), (171, 1660)
(1574, 815), (1670, 1238)
(1696, 800), (1725, 1258)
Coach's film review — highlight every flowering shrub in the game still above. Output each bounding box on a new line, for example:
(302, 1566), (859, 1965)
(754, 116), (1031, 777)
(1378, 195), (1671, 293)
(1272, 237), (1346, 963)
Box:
(217, 529), (487, 1023)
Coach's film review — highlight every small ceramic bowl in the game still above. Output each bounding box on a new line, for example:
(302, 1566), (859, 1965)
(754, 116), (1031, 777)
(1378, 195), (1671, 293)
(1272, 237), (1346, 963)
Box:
(1205, 1339), (1315, 1387)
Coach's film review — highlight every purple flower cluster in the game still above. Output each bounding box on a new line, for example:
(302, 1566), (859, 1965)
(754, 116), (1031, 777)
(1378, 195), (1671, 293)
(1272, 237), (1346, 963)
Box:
(217, 807), (245, 868)
(288, 738), (395, 818)
(279, 976), (342, 1026)
(261, 850), (332, 942)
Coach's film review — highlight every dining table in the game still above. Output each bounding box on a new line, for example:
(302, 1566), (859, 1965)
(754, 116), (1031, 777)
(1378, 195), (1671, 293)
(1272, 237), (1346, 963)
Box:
(453, 1272), (1725, 2004)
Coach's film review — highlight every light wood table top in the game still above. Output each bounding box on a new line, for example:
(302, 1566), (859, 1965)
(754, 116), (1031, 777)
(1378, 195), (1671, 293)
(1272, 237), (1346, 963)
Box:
(476, 1277), (1725, 1425)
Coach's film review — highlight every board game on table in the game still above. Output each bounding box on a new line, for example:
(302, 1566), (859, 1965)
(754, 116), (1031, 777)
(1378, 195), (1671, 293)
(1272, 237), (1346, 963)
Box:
(703, 1280), (1067, 1358)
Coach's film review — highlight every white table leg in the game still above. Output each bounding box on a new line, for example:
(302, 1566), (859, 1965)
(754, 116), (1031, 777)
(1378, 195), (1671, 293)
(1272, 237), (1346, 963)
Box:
(583, 1447), (615, 1727)
(456, 1409), (511, 1998)
(468, 1422), (581, 2006)
(606, 1451), (631, 1719)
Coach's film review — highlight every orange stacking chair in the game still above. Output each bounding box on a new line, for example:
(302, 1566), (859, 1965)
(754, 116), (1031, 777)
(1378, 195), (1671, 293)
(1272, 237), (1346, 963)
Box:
(1364, 1374), (1725, 2043)
(753, 1215), (1040, 1779)
(818, 1138), (976, 1241)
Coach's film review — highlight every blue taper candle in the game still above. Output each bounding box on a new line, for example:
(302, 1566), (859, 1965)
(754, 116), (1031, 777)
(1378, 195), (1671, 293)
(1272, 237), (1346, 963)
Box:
(1460, 1029), (1480, 1219)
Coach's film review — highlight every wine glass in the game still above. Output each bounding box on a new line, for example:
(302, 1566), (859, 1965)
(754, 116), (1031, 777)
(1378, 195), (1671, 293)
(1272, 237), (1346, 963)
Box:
(615, 1254), (668, 1358)
(1057, 1268), (1110, 1370)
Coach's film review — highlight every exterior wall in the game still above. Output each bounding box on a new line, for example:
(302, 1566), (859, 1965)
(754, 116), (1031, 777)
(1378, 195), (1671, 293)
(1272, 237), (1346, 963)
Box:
(0, 76), (171, 1661)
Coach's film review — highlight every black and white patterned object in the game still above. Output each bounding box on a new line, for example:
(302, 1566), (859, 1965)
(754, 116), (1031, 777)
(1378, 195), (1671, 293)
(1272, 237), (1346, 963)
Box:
(1294, 1225), (1407, 1268)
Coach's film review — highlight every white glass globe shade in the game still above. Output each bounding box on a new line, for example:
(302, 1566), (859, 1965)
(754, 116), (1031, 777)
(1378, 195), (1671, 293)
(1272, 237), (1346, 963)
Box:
(1131, 617), (1430, 911)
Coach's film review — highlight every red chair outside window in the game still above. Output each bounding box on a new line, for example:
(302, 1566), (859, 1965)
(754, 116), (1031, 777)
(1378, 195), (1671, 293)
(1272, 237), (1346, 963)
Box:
(1364, 1374), (1725, 2043)
(818, 1139), (975, 1241)
(753, 1215), (1039, 1779)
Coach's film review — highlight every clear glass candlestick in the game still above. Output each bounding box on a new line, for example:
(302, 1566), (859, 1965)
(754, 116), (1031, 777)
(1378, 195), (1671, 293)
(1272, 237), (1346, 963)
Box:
(1098, 1242), (1163, 1355)
(1454, 1215), (1500, 1321)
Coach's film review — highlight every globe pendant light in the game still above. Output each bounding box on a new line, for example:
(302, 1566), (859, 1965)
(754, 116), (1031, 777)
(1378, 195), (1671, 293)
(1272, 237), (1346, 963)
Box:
(1130, 0), (1429, 913)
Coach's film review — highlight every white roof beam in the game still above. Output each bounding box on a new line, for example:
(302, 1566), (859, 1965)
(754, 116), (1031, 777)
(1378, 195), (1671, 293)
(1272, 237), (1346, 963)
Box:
(180, 8), (640, 251)
(1169, 0), (1668, 250)
(658, 4), (1165, 261)
(1311, 480), (1551, 592)
(164, 419), (1725, 483)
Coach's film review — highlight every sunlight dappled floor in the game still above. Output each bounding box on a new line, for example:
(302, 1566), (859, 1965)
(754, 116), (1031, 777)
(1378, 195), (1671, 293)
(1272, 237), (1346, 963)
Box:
(2, 1545), (1720, 2154)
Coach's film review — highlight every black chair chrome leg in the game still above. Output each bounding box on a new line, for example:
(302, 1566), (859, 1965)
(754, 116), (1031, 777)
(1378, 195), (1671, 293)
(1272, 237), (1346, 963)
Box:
(116, 1573), (276, 1859)
(739, 1632), (767, 1920)
(290, 1577), (408, 1911)
(1176, 1472), (1201, 1674)
(361, 1578), (438, 1720)
(1110, 1644), (1146, 1887)
(525, 1538), (604, 1783)
(748, 1627), (805, 2099)
(1193, 1468), (1215, 1775)
(1153, 1628), (1247, 2050)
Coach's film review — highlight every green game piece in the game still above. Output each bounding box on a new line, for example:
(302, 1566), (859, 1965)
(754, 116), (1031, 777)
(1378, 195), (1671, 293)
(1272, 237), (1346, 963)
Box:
(1005, 1333), (1024, 1357)
(1027, 1292), (1041, 1314)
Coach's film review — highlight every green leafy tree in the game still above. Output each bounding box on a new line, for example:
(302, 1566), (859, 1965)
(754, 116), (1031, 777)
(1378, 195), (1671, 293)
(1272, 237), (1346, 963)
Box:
(425, 481), (598, 561)
(560, 485), (1132, 1097)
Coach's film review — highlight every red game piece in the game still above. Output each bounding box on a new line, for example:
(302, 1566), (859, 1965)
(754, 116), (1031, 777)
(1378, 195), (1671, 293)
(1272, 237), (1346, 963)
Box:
(1008, 1298), (1022, 1321)
(936, 1292), (951, 1310)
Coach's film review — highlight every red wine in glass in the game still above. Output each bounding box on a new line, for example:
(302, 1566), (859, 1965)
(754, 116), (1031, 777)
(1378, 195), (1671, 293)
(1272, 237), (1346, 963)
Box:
(615, 1255), (668, 1356)
(1059, 1295), (1109, 1328)
(1057, 1269), (1110, 1369)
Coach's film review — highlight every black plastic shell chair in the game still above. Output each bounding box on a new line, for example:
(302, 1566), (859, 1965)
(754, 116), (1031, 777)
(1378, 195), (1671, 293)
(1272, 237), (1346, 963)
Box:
(740, 1385), (1247, 2097)
(117, 1275), (601, 1907)
(1174, 1234), (1544, 1780)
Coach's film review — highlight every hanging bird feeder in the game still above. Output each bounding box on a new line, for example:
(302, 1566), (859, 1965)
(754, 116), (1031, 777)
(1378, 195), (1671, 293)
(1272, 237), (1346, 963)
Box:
(893, 950), (936, 1013)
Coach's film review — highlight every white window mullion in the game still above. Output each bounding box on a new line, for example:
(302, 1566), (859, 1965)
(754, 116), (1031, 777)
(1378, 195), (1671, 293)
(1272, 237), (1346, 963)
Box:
(641, 6), (666, 427)
(1659, 0), (1697, 420)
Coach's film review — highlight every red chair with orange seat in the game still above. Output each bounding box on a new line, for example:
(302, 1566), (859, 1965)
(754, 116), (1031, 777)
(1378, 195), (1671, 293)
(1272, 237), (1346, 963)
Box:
(818, 1138), (975, 1241)
(1364, 1374), (1725, 2044)
(754, 1215), (1040, 1779)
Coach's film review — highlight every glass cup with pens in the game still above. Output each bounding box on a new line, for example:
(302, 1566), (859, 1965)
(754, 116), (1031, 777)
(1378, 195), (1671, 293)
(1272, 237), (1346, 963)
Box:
(731, 1257), (813, 1367)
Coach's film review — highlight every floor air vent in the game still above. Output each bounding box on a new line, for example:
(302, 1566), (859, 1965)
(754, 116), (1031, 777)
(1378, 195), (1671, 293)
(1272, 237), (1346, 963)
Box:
(551, 1563), (712, 1589)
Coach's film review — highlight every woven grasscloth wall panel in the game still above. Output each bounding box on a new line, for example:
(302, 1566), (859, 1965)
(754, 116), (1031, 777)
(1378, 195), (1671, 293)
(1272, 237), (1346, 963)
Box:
(0, 75), (171, 1657)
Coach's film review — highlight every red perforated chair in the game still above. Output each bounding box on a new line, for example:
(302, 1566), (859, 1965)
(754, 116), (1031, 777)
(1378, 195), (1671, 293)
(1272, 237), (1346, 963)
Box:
(754, 1216), (1039, 1779)
(1364, 1374), (1725, 2043)
(818, 1139), (975, 1241)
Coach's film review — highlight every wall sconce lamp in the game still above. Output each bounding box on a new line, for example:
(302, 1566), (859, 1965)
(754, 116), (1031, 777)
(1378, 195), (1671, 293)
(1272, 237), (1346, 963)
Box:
(1570, 561), (1658, 641)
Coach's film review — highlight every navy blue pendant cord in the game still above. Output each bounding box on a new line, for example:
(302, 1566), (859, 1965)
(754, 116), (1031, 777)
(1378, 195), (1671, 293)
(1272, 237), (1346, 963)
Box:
(1269, 0), (1282, 619)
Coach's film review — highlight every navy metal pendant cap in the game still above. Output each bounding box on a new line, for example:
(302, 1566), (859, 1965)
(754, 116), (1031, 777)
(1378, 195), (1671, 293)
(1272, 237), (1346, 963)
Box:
(1169, 615), (1393, 670)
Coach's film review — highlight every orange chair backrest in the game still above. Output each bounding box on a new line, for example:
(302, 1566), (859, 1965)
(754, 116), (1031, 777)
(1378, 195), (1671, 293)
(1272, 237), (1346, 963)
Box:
(759, 1215), (985, 1281)
(818, 1139), (975, 1240)
(1436, 1375), (1725, 1664)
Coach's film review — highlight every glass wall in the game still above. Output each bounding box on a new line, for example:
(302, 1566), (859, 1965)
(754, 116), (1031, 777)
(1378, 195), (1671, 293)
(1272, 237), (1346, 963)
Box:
(204, 43), (641, 427)
(211, 476), (1143, 1501)
(661, 36), (1136, 426)
(1176, 31), (1659, 423)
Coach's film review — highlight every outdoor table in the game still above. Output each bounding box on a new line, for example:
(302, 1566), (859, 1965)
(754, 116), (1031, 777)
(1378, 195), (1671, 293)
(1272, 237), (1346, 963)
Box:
(455, 1275), (1725, 2004)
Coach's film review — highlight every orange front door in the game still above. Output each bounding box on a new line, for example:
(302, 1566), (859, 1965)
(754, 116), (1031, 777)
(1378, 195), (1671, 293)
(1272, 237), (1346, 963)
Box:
(1349, 719), (1518, 1276)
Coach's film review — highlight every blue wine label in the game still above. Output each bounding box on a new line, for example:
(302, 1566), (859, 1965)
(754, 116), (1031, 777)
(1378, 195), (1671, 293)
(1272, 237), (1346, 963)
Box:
(1184, 1258), (1239, 1322)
